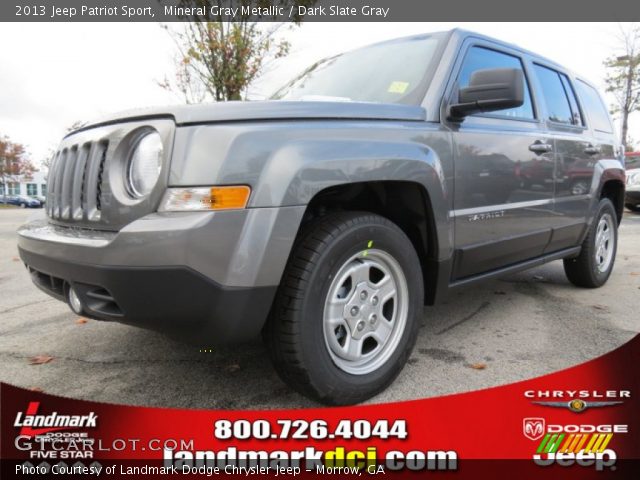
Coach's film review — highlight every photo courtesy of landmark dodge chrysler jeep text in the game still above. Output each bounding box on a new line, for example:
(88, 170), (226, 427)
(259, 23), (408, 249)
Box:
(18, 30), (625, 404)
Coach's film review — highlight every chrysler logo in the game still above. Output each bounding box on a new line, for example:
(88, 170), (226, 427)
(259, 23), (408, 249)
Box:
(532, 400), (623, 413)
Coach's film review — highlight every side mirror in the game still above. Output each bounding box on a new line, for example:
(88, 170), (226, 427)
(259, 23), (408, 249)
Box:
(449, 68), (525, 121)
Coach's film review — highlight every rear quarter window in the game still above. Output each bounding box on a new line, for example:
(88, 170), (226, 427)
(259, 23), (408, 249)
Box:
(574, 80), (614, 133)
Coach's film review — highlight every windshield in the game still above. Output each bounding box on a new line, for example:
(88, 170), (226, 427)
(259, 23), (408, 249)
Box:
(272, 35), (443, 105)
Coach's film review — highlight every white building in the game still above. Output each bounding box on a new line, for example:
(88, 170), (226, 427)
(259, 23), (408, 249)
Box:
(0, 171), (48, 198)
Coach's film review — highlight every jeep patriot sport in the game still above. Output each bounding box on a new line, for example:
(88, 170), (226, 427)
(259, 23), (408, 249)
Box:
(18, 30), (625, 404)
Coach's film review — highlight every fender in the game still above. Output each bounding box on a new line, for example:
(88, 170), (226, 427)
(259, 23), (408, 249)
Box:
(257, 139), (453, 256)
(171, 121), (455, 261)
(589, 158), (626, 218)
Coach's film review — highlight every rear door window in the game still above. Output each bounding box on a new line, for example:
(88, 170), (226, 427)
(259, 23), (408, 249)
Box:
(559, 75), (584, 126)
(533, 64), (583, 126)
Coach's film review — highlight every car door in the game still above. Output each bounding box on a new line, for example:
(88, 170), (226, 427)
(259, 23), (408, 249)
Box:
(569, 78), (618, 227)
(529, 64), (599, 251)
(446, 42), (556, 280)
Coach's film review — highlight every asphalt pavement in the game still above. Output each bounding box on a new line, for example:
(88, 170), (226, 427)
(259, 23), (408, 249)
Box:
(1, 207), (639, 409)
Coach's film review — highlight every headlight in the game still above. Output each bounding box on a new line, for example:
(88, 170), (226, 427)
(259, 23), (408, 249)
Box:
(627, 172), (640, 186)
(127, 131), (163, 198)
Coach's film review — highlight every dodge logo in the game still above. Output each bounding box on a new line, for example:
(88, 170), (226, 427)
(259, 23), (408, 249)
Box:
(523, 418), (545, 441)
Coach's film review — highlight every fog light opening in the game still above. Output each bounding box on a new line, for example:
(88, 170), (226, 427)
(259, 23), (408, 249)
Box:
(67, 287), (84, 315)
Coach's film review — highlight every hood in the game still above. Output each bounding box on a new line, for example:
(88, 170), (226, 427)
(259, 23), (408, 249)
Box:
(74, 100), (426, 133)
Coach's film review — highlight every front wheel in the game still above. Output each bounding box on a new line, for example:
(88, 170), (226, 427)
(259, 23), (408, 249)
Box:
(564, 198), (618, 288)
(265, 212), (423, 405)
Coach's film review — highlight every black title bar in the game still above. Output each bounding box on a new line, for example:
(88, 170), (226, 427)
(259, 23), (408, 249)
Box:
(3, 0), (640, 22)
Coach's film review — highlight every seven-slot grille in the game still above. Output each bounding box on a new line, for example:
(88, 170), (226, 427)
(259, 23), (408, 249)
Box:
(47, 141), (108, 222)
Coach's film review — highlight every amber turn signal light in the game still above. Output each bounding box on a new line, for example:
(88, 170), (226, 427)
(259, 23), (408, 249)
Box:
(159, 186), (251, 212)
(206, 186), (251, 210)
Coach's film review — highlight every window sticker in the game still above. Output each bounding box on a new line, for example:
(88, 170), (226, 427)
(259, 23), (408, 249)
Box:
(387, 81), (409, 94)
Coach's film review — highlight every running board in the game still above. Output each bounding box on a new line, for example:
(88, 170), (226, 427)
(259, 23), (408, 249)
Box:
(449, 246), (581, 289)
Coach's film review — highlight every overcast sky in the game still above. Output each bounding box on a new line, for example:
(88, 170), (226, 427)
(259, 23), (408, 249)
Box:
(0, 22), (637, 167)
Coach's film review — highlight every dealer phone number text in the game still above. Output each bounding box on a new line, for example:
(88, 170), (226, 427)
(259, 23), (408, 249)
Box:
(214, 419), (407, 440)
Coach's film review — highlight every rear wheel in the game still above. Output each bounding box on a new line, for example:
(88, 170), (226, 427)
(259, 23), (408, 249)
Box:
(265, 212), (423, 405)
(564, 198), (617, 288)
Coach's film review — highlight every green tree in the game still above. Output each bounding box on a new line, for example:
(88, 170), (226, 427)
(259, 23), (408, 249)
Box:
(160, 0), (316, 103)
(603, 24), (640, 150)
(0, 135), (35, 195)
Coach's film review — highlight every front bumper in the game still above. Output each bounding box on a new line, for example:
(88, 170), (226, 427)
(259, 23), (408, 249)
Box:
(18, 207), (305, 344)
(19, 249), (276, 344)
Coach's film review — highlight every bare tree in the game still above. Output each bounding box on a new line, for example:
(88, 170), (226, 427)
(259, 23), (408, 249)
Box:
(159, 51), (208, 104)
(66, 120), (88, 133)
(40, 147), (56, 172)
(159, 0), (316, 103)
(604, 24), (640, 150)
(40, 121), (87, 173)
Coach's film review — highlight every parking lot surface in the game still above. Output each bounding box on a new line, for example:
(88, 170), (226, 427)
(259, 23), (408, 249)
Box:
(1, 208), (639, 408)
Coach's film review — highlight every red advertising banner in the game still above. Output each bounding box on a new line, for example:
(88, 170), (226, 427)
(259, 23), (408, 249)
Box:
(2, 335), (638, 478)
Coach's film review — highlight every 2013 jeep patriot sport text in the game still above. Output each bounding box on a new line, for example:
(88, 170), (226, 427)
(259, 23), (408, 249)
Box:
(18, 30), (625, 405)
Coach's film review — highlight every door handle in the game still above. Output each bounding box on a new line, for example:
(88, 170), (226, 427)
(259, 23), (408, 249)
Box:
(584, 144), (601, 155)
(529, 141), (553, 154)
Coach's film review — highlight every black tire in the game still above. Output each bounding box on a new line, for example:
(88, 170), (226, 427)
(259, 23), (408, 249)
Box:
(265, 212), (423, 405)
(626, 203), (640, 213)
(563, 198), (618, 288)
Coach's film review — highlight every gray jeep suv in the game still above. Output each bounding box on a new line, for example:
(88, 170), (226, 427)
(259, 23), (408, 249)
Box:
(18, 30), (625, 404)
